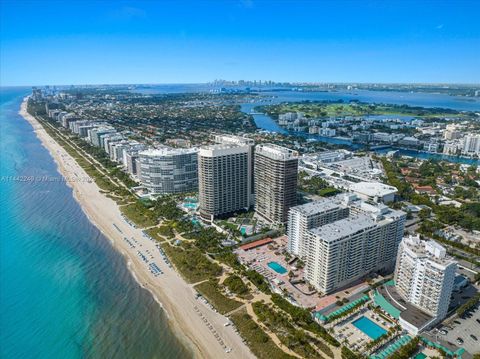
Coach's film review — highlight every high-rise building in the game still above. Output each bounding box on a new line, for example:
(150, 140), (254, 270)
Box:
(297, 194), (405, 294)
(287, 200), (349, 258)
(462, 134), (480, 156)
(109, 140), (130, 162)
(198, 144), (250, 221)
(103, 134), (123, 155)
(125, 151), (140, 175)
(443, 141), (460, 155)
(394, 235), (456, 332)
(88, 126), (116, 147)
(254, 144), (299, 225)
(138, 148), (198, 194)
(214, 134), (255, 205)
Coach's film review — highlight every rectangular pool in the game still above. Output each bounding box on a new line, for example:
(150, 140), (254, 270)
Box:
(267, 261), (287, 274)
(352, 316), (387, 340)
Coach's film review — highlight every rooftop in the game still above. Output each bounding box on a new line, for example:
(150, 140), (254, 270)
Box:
(349, 181), (398, 197)
(402, 235), (456, 267)
(308, 214), (376, 242)
(377, 284), (434, 329)
(199, 143), (250, 156)
(214, 134), (254, 146)
(239, 238), (273, 251)
(290, 197), (346, 216)
(139, 147), (198, 157)
(256, 143), (299, 160)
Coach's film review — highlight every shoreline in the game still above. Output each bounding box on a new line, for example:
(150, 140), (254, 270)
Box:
(19, 98), (254, 359)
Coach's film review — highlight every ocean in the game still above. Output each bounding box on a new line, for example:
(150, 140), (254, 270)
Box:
(0, 88), (191, 359)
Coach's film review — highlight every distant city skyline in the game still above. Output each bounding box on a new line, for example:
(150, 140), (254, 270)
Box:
(1, 0), (479, 86)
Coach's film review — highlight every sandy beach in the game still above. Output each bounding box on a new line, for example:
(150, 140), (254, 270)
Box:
(19, 98), (255, 359)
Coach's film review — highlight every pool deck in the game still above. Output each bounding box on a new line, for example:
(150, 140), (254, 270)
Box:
(234, 236), (321, 307)
(332, 309), (393, 352)
(352, 316), (387, 340)
(235, 236), (375, 309)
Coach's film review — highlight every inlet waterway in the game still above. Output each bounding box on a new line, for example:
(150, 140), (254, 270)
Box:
(239, 90), (480, 165)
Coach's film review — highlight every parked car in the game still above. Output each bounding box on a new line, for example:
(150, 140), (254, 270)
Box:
(440, 329), (448, 335)
(456, 337), (464, 345)
(470, 335), (478, 341)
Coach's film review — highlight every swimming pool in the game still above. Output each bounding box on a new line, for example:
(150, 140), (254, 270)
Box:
(352, 316), (387, 340)
(267, 261), (287, 274)
(183, 202), (198, 209)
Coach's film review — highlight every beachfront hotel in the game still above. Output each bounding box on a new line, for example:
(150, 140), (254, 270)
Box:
(293, 194), (406, 294)
(392, 235), (457, 333)
(198, 143), (250, 221)
(287, 199), (350, 258)
(254, 144), (299, 225)
(138, 148), (198, 194)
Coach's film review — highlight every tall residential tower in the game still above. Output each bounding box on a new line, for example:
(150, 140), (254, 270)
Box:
(289, 194), (406, 294)
(254, 144), (299, 225)
(394, 235), (456, 332)
(138, 148), (198, 194)
(198, 143), (250, 221)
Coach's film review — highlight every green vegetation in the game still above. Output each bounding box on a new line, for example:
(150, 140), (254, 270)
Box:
(153, 196), (184, 220)
(244, 270), (271, 294)
(381, 157), (480, 232)
(182, 226), (226, 253)
(298, 171), (341, 197)
(365, 327), (398, 350)
(216, 251), (243, 270)
(161, 242), (222, 283)
(120, 201), (158, 228)
(341, 346), (362, 359)
(55, 91), (258, 141)
(324, 300), (367, 324)
(253, 301), (323, 358)
(456, 293), (480, 317)
(389, 337), (420, 359)
(271, 294), (340, 347)
(257, 100), (469, 120)
(224, 274), (251, 298)
(72, 137), (138, 188)
(230, 310), (296, 359)
(310, 336), (335, 358)
(194, 279), (243, 314)
(156, 224), (175, 239)
(26, 106), (132, 200)
(145, 227), (167, 242)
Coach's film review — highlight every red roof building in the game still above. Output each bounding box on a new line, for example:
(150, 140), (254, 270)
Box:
(239, 238), (273, 251)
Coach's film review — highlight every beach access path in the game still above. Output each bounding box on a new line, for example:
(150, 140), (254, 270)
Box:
(19, 98), (255, 359)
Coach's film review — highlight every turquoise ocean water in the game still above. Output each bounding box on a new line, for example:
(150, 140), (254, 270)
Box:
(0, 88), (191, 358)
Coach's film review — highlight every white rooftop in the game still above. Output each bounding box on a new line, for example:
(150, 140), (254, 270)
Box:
(349, 181), (398, 197)
(139, 147), (198, 157)
(290, 198), (346, 216)
(256, 144), (299, 160)
(402, 235), (456, 266)
(308, 214), (376, 242)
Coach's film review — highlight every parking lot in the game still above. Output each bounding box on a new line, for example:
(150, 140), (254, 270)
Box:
(429, 305), (480, 355)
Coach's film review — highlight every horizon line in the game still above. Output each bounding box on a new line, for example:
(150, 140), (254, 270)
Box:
(2, 81), (480, 88)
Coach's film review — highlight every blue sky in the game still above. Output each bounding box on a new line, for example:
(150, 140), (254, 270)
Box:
(1, 0), (479, 85)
